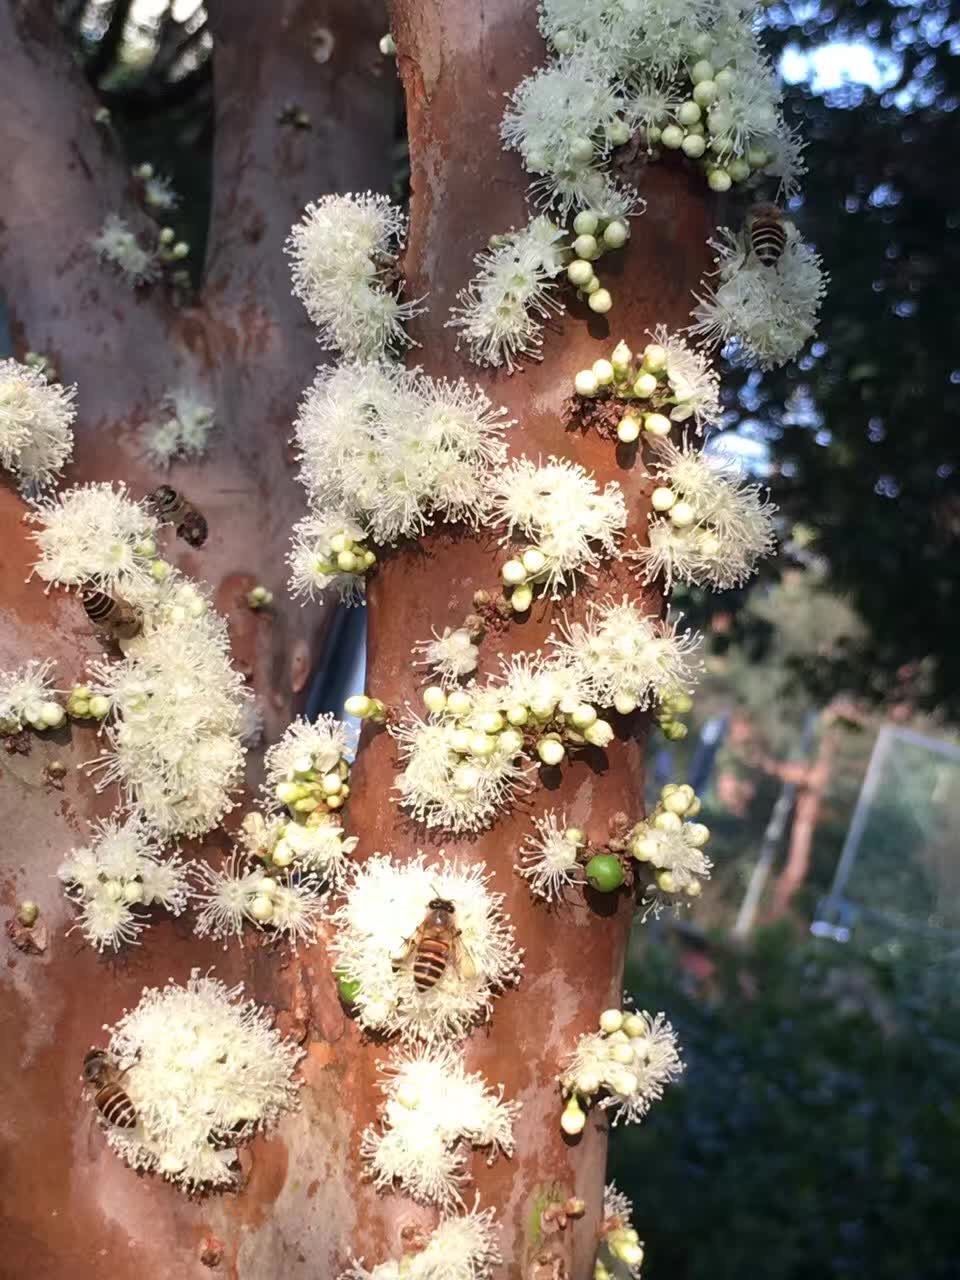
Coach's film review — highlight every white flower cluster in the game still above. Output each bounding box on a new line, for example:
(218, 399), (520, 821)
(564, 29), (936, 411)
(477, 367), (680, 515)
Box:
(291, 362), (511, 554)
(93, 972), (303, 1190)
(328, 854), (522, 1044)
(574, 330), (721, 437)
(0, 358), (76, 491)
(88, 601), (248, 838)
(393, 651), (615, 833)
(192, 852), (322, 948)
(490, 456), (626, 601)
(501, 52), (638, 214)
(360, 1045), (520, 1208)
(240, 806), (358, 885)
(0, 659), (65, 735)
(341, 1203), (500, 1280)
(632, 436), (776, 590)
(690, 224), (828, 369)
(287, 512), (376, 605)
(597, 1183), (646, 1279)
(524, 0), (803, 201)
(552, 596), (702, 716)
(142, 390), (216, 468)
(628, 782), (712, 915)
(92, 213), (159, 286)
(285, 193), (423, 359)
(517, 809), (585, 901)
(414, 627), (480, 686)
(30, 482), (161, 603)
(446, 216), (568, 371)
(559, 1006), (683, 1129)
(264, 714), (355, 814)
(58, 815), (190, 951)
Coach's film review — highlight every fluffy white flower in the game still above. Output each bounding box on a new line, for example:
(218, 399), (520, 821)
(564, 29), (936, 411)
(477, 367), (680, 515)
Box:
(649, 325), (722, 431)
(92, 213), (159, 286)
(143, 389), (215, 467)
(285, 192), (423, 358)
(328, 854), (522, 1044)
(446, 216), (568, 372)
(601, 1182), (646, 1277)
(414, 628), (480, 686)
(341, 1203), (500, 1280)
(360, 1045), (520, 1207)
(539, 0), (714, 77)
(0, 658), (61, 734)
(551, 596), (702, 714)
(287, 510), (373, 605)
(392, 712), (532, 834)
(293, 363), (511, 546)
(489, 456), (626, 596)
(88, 608), (248, 837)
(243, 808), (358, 884)
(142, 172), (178, 211)
(690, 224), (828, 369)
(501, 54), (633, 211)
(92, 971), (303, 1190)
(631, 436), (776, 591)
(517, 810), (584, 901)
(0, 359), (76, 490)
(560, 1009), (683, 1125)
(192, 852), (322, 948)
(264, 714), (354, 791)
(29, 482), (160, 600)
(58, 814), (190, 951)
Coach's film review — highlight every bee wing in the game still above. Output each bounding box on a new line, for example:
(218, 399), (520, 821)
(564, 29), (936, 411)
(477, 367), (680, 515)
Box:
(391, 922), (425, 966)
(453, 931), (478, 980)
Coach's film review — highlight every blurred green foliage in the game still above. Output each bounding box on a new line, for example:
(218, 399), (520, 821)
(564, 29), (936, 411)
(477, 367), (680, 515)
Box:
(612, 927), (960, 1280)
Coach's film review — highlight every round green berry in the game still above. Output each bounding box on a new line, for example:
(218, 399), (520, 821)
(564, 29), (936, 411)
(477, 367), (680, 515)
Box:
(585, 854), (625, 893)
(335, 972), (362, 1004)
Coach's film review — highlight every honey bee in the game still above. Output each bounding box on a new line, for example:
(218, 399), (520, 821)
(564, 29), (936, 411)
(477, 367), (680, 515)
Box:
(80, 585), (141, 641)
(146, 485), (208, 548)
(748, 204), (789, 267)
(394, 896), (477, 992)
(82, 1047), (137, 1129)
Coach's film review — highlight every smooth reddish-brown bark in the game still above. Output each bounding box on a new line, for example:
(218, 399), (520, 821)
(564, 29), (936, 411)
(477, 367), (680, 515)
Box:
(1, 0), (714, 1275)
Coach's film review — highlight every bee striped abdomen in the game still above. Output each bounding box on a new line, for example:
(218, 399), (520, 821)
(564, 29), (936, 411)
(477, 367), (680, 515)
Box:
(178, 509), (208, 548)
(95, 1082), (137, 1128)
(413, 937), (450, 990)
(81, 588), (115, 625)
(749, 209), (787, 267)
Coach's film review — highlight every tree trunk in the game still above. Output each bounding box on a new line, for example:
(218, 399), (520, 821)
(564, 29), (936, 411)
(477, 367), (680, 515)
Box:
(0, 0), (714, 1275)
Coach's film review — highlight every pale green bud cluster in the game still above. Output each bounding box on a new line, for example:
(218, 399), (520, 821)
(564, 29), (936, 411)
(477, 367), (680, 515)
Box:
(646, 54), (773, 193)
(655, 686), (693, 741)
(597, 1225), (646, 1276)
(565, 208), (630, 315)
(312, 529), (377, 584)
(246, 585), (274, 610)
(65, 685), (111, 723)
(499, 543), (550, 612)
(628, 784), (709, 897)
(562, 1006), (657, 1133)
(274, 747), (351, 816)
(1, 696), (66, 735)
(573, 338), (688, 439)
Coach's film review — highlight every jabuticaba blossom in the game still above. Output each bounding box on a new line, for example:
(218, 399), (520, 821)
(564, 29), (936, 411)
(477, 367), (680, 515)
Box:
(340, 1202), (501, 1280)
(191, 852), (323, 948)
(559, 1005), (683, 1129)
(517, 809), (586, 901)
(0, 658), (65, 735)
(91, 972), (303, 1191)
(631, 435), (777, 591)
(360, 1045), (520, 1208)
(597, 1183), (646, 1278)
(58, 815), (191, 951)
(328, 854), (522, 1044)
(285, 192), (424, 359)
(628, 782), (713, 917)
(91, 213), (159, 286)
(141, 388), (215, 468)
(291, 361), (511, 551)
(0, 358), (76, 491)
(690, 222), (827, 368)
(489, 455), (627, 603)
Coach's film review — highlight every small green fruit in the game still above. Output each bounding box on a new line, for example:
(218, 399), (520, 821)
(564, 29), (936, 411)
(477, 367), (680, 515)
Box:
(336, 972), (361, 1004)
(585, 853), (624, 893)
